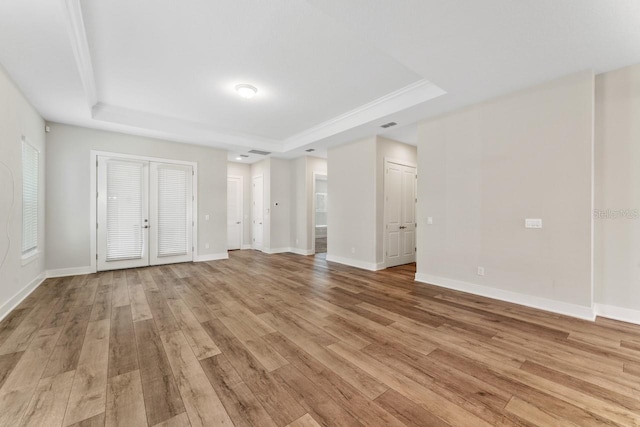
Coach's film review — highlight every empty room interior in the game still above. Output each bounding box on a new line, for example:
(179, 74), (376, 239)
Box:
(2, 1), (640, 426)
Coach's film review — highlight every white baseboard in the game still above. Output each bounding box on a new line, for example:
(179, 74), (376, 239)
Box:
(594, 303), (640, 326)
(289, 248), (315, 256)
(325, 254), (385, 272)
(262, 247), (292, 254)
(415, 273), (596, 321)
(46, 266), (94, 278)
(194, 253), (229, 262)
(241, 244), (252, 250)
(0, 271), (47, 322)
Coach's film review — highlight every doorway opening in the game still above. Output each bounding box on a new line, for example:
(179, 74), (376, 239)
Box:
(313, 173), (327, 254)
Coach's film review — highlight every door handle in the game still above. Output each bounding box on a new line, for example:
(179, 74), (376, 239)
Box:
(399, 226), (406, 229)
(236, 221), (241, 224)
(142, 225), (149, 229)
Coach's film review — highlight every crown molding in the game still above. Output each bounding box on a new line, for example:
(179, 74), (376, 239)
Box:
(60, 0), (97, 108)
(92, 103), (282, 151)
(61, 0), (446, 154)
(282, 79), (446, 151)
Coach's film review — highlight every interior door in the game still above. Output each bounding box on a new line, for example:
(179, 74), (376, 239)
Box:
(97, 156), (149, 271)
(385, 161), (417, 267)
(149, 162), (193, 265)
(227, 176), (242, 250)
(252, 175), (263, 249)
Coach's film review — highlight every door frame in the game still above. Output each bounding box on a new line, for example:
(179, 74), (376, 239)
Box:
(383, 157), (417, 268)
(90, 150), (198, 274)
(227, 175), (243, 251)
(311, 172), (327, 254)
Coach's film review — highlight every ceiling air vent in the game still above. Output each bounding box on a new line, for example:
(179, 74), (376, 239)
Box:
(239, 154), (249, 158)
(248, 149), (271, 155)
(380, 122), (398, 129)
(305, 149), (315, 152)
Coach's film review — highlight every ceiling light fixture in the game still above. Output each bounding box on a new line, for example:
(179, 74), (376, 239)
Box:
(235, 157), (242, 160)
(235, 84), (258, 99)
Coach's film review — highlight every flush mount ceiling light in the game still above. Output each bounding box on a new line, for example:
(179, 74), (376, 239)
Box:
(235, 157), (242, 160)
(235, 84), (258, 99)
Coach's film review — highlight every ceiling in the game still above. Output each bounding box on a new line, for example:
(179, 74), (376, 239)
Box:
(1, 0), (639, 163)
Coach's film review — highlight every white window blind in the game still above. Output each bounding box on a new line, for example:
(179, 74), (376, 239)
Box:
(106, 160), (144, 261)
(21, 139), (38, 256)
(157, 166), (188, 257)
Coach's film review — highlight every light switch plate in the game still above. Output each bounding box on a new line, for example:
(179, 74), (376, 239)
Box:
(525, 218), (542, 229)
(427, 217), (433, 225)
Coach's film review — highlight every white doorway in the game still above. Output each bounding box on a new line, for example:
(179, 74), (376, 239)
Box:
(384, 160), (416, 268)
(313, 173), (327, 254)
(252, 175), (264, 249)
(227, 175), (243, 250)
(96, 154), (194, 271)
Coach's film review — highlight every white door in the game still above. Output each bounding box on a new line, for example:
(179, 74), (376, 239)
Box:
(385, 161), (417, 267)
(252, 175), (263, 249)
(227, 176), (242, 250)
(149, 162), (193, 266)
(97, 157), (149, 271)
(97, 156), (194, 271)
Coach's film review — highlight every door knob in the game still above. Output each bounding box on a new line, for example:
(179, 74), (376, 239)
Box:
(236, 221), (241, 224)
(399, 226), (406, 229)
(142, 225), (149, 229)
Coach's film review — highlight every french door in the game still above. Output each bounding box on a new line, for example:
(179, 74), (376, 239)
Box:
(97, 156), (193, 271)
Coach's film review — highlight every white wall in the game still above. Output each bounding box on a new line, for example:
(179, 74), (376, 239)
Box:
(0, 65), (46, 319)
(376, 137), (417, 264)
(227, 162), (252, 248)
(45, 123), (228, 271)
(327, 137), (378, 268)
(416, 71), (595, 317)
(595, 64), (640, 317)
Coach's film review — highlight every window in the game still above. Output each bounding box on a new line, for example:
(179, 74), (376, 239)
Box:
(22, 137), (38, 258)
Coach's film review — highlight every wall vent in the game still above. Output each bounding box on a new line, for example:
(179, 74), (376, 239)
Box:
(248, 149), (271, 155)
(380, 121), (397, 129)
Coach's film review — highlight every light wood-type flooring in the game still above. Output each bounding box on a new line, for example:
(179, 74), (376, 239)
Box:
(1, 250), (640, 426)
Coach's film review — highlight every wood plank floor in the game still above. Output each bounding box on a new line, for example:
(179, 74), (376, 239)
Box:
(1, 250), (640, 426)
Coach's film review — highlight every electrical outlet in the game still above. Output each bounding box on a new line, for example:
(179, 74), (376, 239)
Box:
(477, 266), (485, 276)
(205, 214), (210, 220)
(427, 217), (433, 225)
(525, 218), (542, 229)
(351, 247), (355, 254)
(205, 243), (209, 249)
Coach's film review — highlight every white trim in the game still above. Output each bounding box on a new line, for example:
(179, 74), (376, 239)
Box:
(262, 247), (292, 255)
(283, 80), (446, 151)
(290, 248), (315, 256)
(594, 304), (640, 326)
(414, 273), (596, 321)
(194, 253), (229, 262)
(90, 150), (199, 273)
(326, 254), (385, 272)
(61, 0), (97, 108)
(21, 250), (40, 266)
(47, 266), (94, 278)
(92, 103), (281, 151)
(86, 82), (445, 154)
(241, 244), (252, 250)
(0, 272), (46, 322)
